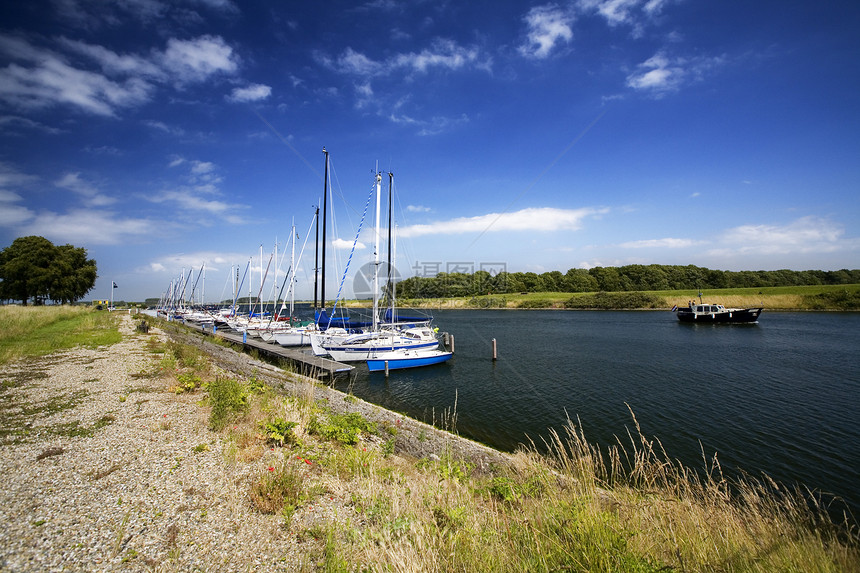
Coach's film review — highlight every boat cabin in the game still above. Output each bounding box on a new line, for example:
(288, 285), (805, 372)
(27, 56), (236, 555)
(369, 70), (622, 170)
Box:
(694, 304), (725, 313)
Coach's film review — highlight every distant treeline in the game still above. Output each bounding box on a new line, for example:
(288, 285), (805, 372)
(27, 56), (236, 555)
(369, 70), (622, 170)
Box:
(395, 265), (860, 299)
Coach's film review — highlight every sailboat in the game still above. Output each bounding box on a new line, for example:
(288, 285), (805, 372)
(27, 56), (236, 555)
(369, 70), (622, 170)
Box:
(365, 199), (451, 371)
(317, 169), (440, 362)
(312, 165), (442, 362)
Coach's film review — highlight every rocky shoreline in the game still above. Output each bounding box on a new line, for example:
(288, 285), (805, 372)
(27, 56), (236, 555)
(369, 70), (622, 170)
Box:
(0, 315), (509, 572)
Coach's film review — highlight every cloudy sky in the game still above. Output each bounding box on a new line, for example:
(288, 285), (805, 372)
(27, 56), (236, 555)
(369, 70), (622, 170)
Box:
(1, 0), (858, 303)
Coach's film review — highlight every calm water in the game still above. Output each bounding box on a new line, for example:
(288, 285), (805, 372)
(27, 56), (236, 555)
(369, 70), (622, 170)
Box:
(333, 310), (860, 516)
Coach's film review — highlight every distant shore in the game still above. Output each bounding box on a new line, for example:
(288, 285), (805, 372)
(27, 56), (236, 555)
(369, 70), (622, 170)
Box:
(336, 284), (860, 311)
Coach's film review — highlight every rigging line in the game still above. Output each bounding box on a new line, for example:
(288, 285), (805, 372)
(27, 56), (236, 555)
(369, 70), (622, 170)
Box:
(463, 109), (607, 252)
(251, 109), (321, 180)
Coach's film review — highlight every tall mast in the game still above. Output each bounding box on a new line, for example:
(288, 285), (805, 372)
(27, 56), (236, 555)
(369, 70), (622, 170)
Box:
(372, 169), (382, 332)
(313, 203), (320, 310)
(290, 221), (296, 320)
(387, 171), (393, 309)
(320, 147), (329, 310)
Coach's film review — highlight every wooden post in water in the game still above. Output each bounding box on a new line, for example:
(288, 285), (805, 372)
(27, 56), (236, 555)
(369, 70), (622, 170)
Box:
(384, 361), (389, 377)
(450, 334), (455, 353)
(492, 338), (497, 361)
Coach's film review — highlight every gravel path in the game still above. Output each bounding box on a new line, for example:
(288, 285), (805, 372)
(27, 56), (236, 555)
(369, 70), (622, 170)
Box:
(0, 314), (509, 572)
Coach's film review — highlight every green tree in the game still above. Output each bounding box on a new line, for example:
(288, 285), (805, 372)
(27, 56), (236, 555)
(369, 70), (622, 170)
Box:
(49, 244), (98, 304)
(0, 236), (97, 305)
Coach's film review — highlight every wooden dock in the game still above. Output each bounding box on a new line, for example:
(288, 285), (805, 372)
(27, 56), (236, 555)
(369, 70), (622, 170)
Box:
(184, 321), (355, 380)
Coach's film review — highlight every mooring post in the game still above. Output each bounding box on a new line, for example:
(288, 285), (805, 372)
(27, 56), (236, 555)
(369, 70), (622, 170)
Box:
(384, 360), (389, 377)
(450, 334), (455, 353)
(492, 338), (497, 361)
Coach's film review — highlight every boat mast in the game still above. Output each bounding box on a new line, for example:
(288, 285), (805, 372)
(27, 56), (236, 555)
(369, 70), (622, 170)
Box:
(320, 147), (329, 311)
(387, 171), (393, 315)
(313, 203), (320, 311)
(372, 169), (382, 332)
(289, 222), (296, 321)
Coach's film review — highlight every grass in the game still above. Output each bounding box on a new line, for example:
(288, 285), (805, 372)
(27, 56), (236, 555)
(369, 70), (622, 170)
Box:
(0, 305), (122, 366)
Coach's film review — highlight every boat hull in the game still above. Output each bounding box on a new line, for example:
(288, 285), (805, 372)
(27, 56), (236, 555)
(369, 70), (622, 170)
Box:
(676, 307), (762, 323)
(326, 339), (439, 362)
(367, 350), (453, 372)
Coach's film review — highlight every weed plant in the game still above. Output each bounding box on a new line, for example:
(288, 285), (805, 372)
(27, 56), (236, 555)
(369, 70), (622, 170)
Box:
(207, 376), (249, 431)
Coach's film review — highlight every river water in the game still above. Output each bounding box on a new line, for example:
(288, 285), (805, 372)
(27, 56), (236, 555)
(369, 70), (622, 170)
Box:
(332, 309), (860, 516)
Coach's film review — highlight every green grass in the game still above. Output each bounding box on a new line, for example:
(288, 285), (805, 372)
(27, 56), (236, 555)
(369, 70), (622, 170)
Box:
(0, 306), (122, 365)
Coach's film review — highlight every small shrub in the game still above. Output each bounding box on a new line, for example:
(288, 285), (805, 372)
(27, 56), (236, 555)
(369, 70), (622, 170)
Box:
(381, 437), (395, 458)
(419, 450), (474, 482)
(262, 417), (298, 447)
(173, 371), (202, 394)
(208, 376), (248, 431)
(308, 412), (374, 445)
(802, 289), (860, 310)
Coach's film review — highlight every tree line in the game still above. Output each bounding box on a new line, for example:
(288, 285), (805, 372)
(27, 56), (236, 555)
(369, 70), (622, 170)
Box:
(0, 236), (97, 305)
(394, 264), (860, 299)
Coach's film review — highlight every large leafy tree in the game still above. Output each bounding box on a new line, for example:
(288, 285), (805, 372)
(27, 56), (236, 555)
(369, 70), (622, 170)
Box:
(0, 236), (97, 305)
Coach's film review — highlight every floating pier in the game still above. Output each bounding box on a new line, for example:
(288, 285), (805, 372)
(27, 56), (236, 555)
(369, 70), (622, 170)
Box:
(185, 322), (354, 380)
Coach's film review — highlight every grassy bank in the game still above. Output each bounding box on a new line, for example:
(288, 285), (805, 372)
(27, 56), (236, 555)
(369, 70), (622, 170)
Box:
(0, 305), (122, 366)
(4, 307), (859, 571)
(376, 284), (860, 311)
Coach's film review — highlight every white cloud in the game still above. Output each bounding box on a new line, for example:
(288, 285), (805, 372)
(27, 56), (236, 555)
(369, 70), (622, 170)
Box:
(0, 189), (23, 202)
(398, 207), (607, 238)
(54, 172), (116, 206)
(0, 203), (34, 226)
(626, 52), (682, 93)
(333, 238), (366, 250)
(393, 39), (484, 73)
(228, 83), (272, 103)
(715, 216), (854, 256)
(335, 48), (384, 76)
(326, 39), (486, 77)
(519, 5), (575, 59)
(160, 35), (239, 84)
(23, 209), (153, 245)
(618, 237), (700, 248)
(150, 189), (245, 222)
(626, 51), (724, 95)
(147, 250), (248, 275)
(190, 160), (215, 175)
(406, 205), (432, 213)
(579, 0), (641, 26)
(0, 33), (239, 117)
(59, 37), (164, 79)
(0, 115), (64, 135)
(0, 161), (37, 188)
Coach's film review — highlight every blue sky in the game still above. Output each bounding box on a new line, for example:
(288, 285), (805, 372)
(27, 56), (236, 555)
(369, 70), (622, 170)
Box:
(1, 0), (858, 303)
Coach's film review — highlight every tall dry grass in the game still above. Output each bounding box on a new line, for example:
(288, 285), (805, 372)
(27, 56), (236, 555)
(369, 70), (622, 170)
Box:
(666, 293), (801, 309)
(315, 409), (859, 571)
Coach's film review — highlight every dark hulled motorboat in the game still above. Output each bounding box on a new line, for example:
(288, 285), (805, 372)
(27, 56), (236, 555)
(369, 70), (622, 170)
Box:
(674, 302), (763, 323)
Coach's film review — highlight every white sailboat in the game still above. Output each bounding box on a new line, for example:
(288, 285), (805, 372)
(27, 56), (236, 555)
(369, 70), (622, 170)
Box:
(316, 169), (442, 363)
